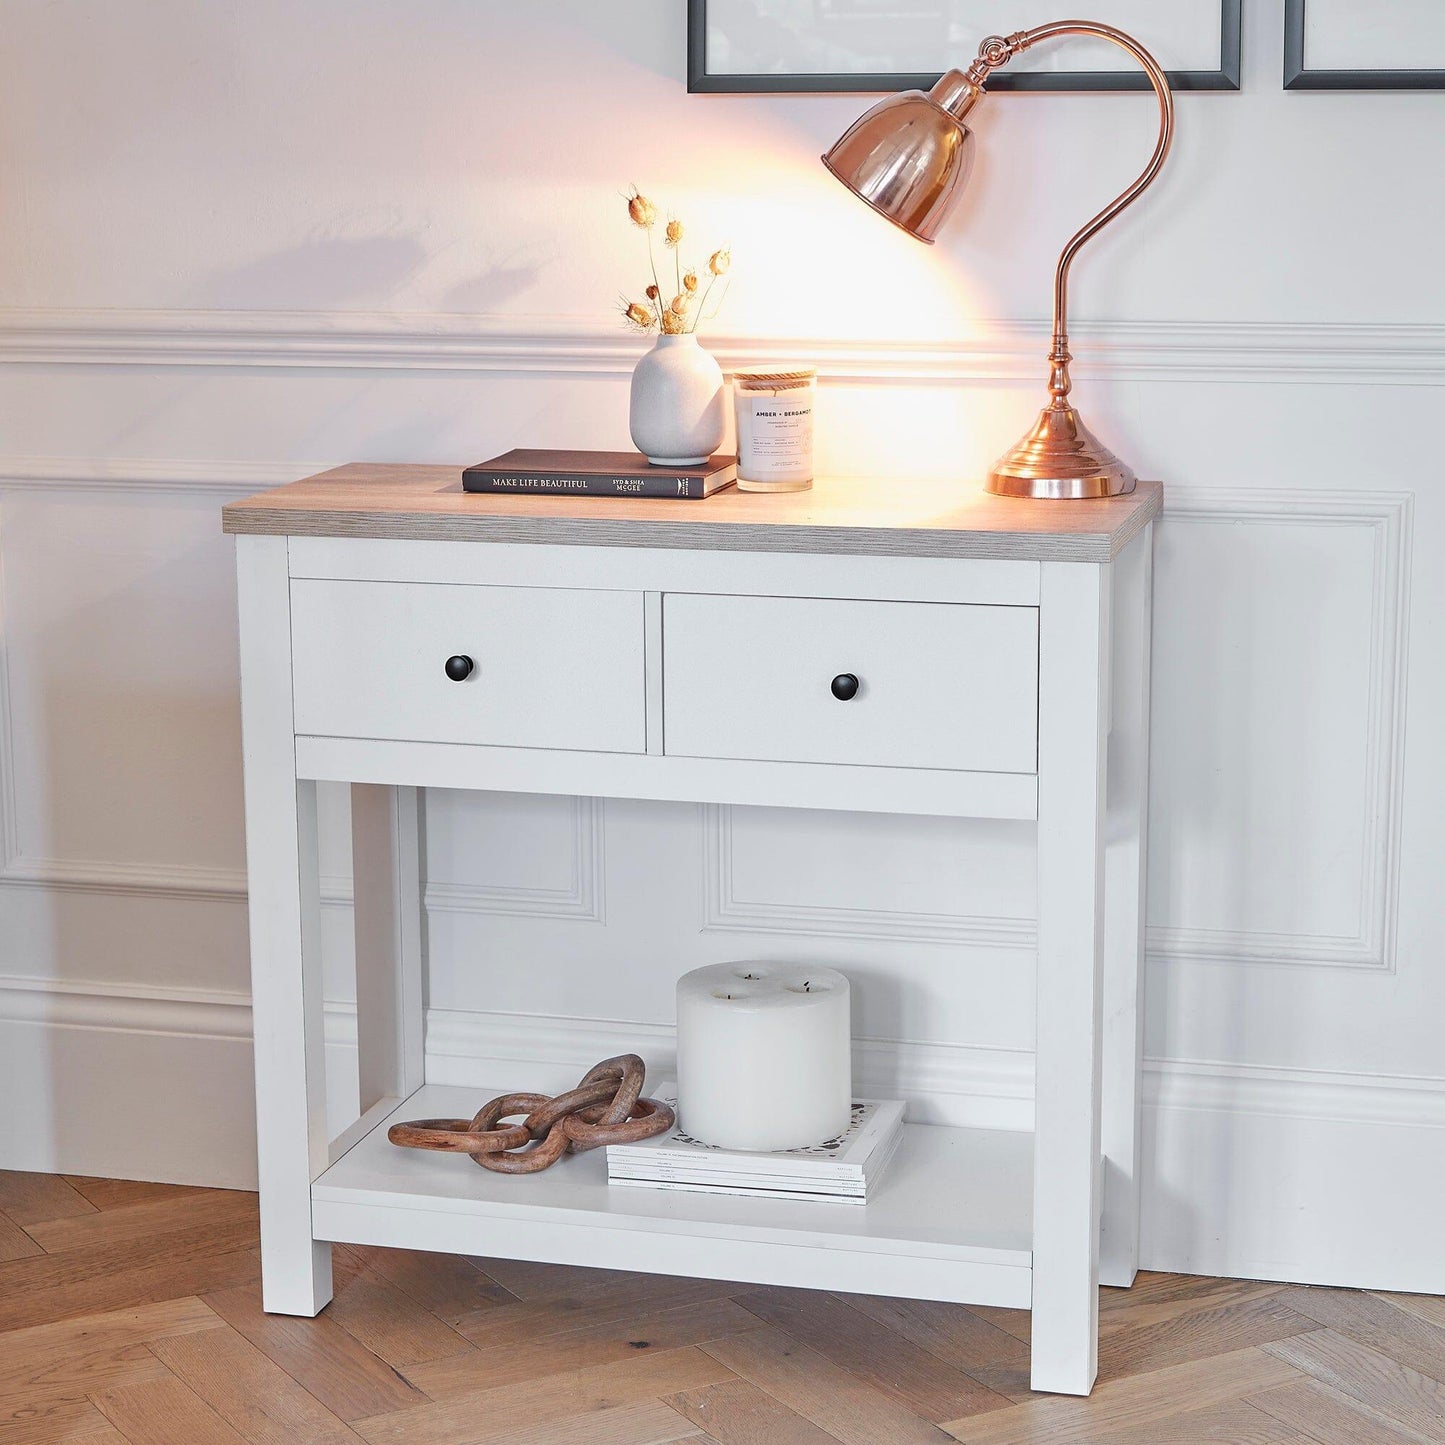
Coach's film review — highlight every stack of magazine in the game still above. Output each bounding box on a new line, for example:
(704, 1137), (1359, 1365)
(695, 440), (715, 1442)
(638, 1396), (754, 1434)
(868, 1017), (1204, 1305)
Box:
(606, 1099), (906, 1205)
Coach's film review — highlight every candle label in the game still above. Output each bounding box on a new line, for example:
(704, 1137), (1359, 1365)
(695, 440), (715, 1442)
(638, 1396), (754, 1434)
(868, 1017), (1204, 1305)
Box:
(734, 384), (816, 483)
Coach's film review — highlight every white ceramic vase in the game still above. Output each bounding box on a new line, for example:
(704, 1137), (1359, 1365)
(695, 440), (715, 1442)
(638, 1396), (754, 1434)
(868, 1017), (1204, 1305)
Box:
(629, 333), (726, 466)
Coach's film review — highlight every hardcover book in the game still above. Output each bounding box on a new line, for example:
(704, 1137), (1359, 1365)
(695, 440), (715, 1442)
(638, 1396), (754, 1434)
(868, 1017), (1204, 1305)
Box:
(463, 449), (737, 499)
(608, 1133), (905, 1206)
(606, 1099), (906, 1203)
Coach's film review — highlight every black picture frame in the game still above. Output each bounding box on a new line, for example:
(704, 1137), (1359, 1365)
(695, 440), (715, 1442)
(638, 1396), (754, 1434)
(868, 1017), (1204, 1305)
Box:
(687, 0), (1241, 94)
(1285, 0), (1445, 90)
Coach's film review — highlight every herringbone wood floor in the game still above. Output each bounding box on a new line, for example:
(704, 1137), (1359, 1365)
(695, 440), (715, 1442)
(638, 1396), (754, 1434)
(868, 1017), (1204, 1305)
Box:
(1, 1171), (1442, 1443)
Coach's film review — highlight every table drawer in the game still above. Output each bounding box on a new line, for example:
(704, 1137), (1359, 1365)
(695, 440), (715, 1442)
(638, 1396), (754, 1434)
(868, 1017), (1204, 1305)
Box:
(663, 593), (1038, 772)
(290, 579), (645, 752)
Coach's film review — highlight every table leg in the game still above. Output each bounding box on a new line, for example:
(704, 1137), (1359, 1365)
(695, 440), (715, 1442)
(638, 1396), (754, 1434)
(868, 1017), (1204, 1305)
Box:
(1031, 559), (1109, 1395)
(1101, 525), (1154, 1289)
(237, 535), (332, 1315)
(351, 784), (426, 1111)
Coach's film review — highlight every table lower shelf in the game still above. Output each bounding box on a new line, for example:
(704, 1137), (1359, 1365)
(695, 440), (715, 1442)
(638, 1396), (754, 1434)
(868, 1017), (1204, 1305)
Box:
(312, 1085), (1035, 1310)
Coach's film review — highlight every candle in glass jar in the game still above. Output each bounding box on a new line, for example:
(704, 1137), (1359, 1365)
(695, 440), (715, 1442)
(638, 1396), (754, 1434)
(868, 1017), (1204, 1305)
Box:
(733, 366), (817, 492)
(676, 961), (851, 1151)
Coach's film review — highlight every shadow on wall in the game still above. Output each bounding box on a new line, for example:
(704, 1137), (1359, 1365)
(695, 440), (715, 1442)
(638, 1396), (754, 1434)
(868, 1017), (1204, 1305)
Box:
(190, 227), (548, 313)
(190, 234), (428, 310)
(438, 247), (543, 313)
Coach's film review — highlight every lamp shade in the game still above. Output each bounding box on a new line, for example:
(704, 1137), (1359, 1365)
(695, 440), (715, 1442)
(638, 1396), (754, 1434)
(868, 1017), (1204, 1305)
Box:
(821, 80), (976, 244)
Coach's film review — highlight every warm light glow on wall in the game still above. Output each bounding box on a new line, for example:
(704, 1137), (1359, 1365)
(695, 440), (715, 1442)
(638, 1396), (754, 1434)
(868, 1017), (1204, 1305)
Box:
(804, 375), (1046, 485)
(711, 150), (988, 343)
(596, 117), (992, 347)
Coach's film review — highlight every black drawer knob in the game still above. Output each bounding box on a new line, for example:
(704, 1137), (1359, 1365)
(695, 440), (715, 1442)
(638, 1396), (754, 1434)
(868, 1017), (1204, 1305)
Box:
(830, 673), (860, 701)
(444, 655), (474, 682)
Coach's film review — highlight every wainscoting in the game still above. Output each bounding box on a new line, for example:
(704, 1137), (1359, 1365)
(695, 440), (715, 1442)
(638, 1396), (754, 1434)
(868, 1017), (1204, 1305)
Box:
(2, 0), (1443, 1299)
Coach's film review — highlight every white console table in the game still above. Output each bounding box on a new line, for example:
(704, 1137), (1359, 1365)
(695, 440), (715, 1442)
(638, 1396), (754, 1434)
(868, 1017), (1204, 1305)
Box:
(226, 465), (1159, 1397)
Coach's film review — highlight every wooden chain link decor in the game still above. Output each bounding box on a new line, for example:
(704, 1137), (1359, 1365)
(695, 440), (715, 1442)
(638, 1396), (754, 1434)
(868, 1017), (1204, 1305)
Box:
(387, 1054), (675, 1174)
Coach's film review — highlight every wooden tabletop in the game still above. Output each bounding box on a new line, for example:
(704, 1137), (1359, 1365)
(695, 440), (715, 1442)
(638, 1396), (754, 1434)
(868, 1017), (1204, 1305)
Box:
(222, 464), (1161, 562)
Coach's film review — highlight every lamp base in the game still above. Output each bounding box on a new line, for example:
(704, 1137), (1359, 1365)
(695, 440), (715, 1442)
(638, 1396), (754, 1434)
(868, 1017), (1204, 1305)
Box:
(986, 404), (1137, 500)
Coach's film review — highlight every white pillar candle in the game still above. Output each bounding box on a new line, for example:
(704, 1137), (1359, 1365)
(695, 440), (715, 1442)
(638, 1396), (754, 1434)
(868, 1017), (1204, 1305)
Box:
(676, 962), (851, 1152)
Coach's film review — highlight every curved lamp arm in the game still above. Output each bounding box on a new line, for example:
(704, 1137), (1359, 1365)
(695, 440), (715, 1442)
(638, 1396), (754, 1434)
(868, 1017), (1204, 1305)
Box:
(966, 23), (1175, 408)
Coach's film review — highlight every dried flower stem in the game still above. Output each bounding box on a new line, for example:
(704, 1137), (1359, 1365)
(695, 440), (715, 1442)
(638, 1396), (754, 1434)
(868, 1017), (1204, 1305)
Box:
(701, 277), (730, 327)
(646, 230), (664, 325)
(692, 273), (717, 334)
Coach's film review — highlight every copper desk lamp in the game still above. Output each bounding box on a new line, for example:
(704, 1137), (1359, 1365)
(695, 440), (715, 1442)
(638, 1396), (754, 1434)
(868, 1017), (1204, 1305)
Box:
(822, 22), (1175, 499)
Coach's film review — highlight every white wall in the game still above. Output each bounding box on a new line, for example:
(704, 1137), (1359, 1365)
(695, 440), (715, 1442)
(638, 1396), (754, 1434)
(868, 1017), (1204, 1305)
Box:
(1, 0), (1442, 1291)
